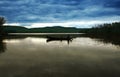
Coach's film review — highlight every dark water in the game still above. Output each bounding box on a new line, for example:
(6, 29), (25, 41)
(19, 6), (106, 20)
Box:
(0, 34), (120, 77)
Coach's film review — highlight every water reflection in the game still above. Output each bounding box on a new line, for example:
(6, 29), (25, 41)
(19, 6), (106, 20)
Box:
(3, 34), (120, 47)
(0, 37), (6, 53)
(0, 34), (120, 77)
(82, 35), (120, 47)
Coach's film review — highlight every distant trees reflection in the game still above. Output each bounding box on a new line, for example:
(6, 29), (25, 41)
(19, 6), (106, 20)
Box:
(0, 34), (119, 54)
(0, 37), (6, 53)
(82, 34), (120, 47)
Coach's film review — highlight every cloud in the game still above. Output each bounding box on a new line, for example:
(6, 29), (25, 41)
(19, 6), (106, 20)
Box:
(21, 17), (120, 28)
(4, 23), (21, 26)
(0, 0), (120, 28)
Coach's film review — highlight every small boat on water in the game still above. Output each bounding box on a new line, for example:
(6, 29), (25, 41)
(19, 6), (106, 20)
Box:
(46, 35), (72, 40)
(46, 35), (73, 44)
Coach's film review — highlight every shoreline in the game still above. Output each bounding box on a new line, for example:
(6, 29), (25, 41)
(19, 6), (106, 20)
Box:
(8, 33), (85, 35)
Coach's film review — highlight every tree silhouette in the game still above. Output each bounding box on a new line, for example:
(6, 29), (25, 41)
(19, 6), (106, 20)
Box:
(85, 22), (120, 35)
(0, 17), (5, 26)
(0, 17), (6, 35)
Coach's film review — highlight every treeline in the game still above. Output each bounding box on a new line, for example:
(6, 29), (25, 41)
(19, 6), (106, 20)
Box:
(3, 26), (80, 33)
(0, 17), (80, 33)
(29, 26), (79, 33)
(0, 17), (6, 35)
(85, 22), (120, 35)
(1, 16), (120, 35)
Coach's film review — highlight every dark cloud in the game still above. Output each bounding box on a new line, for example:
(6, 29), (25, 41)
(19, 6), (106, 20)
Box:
(0, 0), (119, 25)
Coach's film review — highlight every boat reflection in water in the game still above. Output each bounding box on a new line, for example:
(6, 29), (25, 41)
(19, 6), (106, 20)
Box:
(46, 35), (73, 44)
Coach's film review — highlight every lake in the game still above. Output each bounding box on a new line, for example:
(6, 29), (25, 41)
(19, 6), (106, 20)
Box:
(0, 34), (120, 77)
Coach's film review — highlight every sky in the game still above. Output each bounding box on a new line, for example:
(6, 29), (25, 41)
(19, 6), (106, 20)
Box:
(0, 0), (120, 28)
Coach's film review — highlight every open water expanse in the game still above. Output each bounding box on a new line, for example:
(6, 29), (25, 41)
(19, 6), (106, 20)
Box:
(0, 34), (120, 77)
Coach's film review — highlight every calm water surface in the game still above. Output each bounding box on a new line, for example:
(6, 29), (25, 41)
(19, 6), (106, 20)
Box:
(0, 35), (120, 77)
